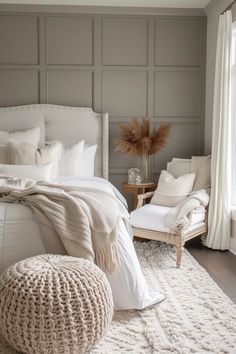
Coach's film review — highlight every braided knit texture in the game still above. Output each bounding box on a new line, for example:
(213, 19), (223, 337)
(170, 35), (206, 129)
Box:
(0, 254), (114, 354)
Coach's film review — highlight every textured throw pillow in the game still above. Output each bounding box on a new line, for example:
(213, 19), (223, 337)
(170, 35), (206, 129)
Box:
(7, 141), (37, 165)
(52, 141), (97, 177)
(167, 158), (191, 178)
(0, 113), (45, 145)
(150, 170), (196, 207)
(77, 144), (97, 177)
(7, 140), (63, 179)
(0, 126), (41, 148)
(191, 156), (211, 191)
(36, 141), (63, 179)
(0, 163), (52, 181)
(57, 140), (85, 176)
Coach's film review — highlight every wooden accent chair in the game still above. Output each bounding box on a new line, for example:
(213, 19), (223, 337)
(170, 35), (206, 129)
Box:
(130, 158), (208, 267)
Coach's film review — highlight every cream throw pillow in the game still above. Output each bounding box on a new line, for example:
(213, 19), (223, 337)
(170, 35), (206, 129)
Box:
(7, 141), (63, 179)
(151, 170), (196, 207)
(77, 144), (97, 177)
(58, 140), (84, 176)
(8, 142), (37, 165)
(0, 114), (45, 146)
(0, 163), (52, 181)
(0, 126), (41, 148)
(191, 156), (211, 191)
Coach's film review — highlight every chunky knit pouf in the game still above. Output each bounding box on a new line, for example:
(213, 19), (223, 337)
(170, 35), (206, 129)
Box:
(0, 254), (114, 354)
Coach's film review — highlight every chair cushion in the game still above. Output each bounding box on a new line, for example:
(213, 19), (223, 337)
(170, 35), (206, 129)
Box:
(130, 204), (206, 234)
(131, 204), (174, 234)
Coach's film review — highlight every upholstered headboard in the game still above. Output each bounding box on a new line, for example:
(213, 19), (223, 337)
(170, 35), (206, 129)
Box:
(0, 104), (109, 179)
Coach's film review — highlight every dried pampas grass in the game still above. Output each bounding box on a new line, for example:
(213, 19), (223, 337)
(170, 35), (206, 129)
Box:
(115, 117), (171, 157)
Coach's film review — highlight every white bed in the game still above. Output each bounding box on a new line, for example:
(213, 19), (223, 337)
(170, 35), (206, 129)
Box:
(0, 104), (164, 310)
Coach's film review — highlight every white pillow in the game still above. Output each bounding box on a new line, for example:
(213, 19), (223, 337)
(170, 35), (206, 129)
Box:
(7, 140), (63, 180)
(77, 144), (97, 177)
(0, 126), (41, 148)
(0, 163), (52, 181)
(58, 140), (84, 176)
(167, 158), (191, 178)
(7, 141), (36, 165)
(0, 113), (45, 145)
(150, 170), (196, 207)
(36, 141), (63, 179)
(191, 156), (211, 191)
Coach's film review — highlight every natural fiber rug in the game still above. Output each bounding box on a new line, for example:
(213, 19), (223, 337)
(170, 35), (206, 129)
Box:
(1, 241), (236, 354)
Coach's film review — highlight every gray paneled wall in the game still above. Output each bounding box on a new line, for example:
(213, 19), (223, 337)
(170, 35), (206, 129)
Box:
(0, 12), (206, 191)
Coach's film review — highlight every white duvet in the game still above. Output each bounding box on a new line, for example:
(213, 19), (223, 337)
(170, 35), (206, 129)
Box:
(0, 176), (164, 310)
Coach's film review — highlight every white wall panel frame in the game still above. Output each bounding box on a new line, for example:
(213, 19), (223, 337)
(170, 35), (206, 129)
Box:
(45, 15), (94, 66)
(102, 17), (149, 66)
(0, 10), (206, 192)
(154, 18), (204, 67)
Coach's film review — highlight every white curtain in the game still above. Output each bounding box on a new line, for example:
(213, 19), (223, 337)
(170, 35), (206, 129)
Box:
(204, 10), (232, 250)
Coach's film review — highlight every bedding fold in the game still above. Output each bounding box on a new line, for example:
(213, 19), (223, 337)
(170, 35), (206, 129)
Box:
(0, 175), (128, 273)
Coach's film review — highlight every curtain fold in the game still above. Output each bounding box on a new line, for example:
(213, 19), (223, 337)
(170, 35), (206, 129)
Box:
(204, 10), (232, 250)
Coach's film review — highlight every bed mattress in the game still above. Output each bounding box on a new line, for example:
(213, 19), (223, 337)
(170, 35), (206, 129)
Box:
(0, 176), (165, 310)
(0, 203), (66, 273)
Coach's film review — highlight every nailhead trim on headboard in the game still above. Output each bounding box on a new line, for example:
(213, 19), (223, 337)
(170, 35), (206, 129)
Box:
(0, 104), (109, 179)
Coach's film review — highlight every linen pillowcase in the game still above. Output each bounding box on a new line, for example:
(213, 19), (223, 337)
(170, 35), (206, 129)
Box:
(77, 144), (97, 177)
(0, 113), (45, 145)
(0, 163), (52, 182)
(57, 142), (97, 177)
(0, 126), (41, 148)
(191, 156), (211, 191)
(7, 140), (63, 179)
(36, 141), (63, 179)
(167, 158), (191, 178)
(8, 140), (98, 178)
(57, 140), (85, 176)
(150, 170), (196, 207)
(7, 141), (37, 165)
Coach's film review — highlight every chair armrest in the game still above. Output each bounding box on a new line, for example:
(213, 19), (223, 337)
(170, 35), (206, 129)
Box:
(136, 191), (155, 209)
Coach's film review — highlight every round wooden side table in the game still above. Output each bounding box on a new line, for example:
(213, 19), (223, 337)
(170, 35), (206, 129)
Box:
(122, 182), (157, 211)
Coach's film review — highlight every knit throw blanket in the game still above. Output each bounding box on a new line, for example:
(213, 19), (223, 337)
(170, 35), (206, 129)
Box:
(0, 176), (129, 273)
(164, 189), (209, 231)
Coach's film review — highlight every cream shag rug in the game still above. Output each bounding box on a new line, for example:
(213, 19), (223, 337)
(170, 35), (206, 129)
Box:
(1, 241), (236, 354)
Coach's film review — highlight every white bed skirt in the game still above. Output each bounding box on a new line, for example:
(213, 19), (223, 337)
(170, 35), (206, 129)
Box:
(0, 203), (66, 273)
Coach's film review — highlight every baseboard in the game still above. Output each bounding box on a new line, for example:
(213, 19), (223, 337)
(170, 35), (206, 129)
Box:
(230, 237), (236, 255)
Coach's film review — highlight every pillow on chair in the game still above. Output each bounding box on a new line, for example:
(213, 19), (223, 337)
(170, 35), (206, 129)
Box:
(150, 170), (196, 207)
(191, 156), (211, 191)
(167, 158), (191, 177)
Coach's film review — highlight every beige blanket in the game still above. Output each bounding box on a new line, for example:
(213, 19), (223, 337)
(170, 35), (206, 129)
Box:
(0, 175), (129, 273)
(164, 189), (209, 231)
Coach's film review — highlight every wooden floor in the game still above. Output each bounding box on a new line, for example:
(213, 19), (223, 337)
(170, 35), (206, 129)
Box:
(186, 237), (236, 305)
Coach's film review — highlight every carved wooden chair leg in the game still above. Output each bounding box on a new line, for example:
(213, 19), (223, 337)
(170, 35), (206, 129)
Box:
(176, 238), (184, 268)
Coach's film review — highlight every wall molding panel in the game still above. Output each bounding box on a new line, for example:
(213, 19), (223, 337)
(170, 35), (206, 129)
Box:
(0, 10), (206, 190)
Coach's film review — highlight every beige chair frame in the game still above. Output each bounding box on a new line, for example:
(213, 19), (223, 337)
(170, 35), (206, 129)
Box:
(132, 191), (208, 267)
